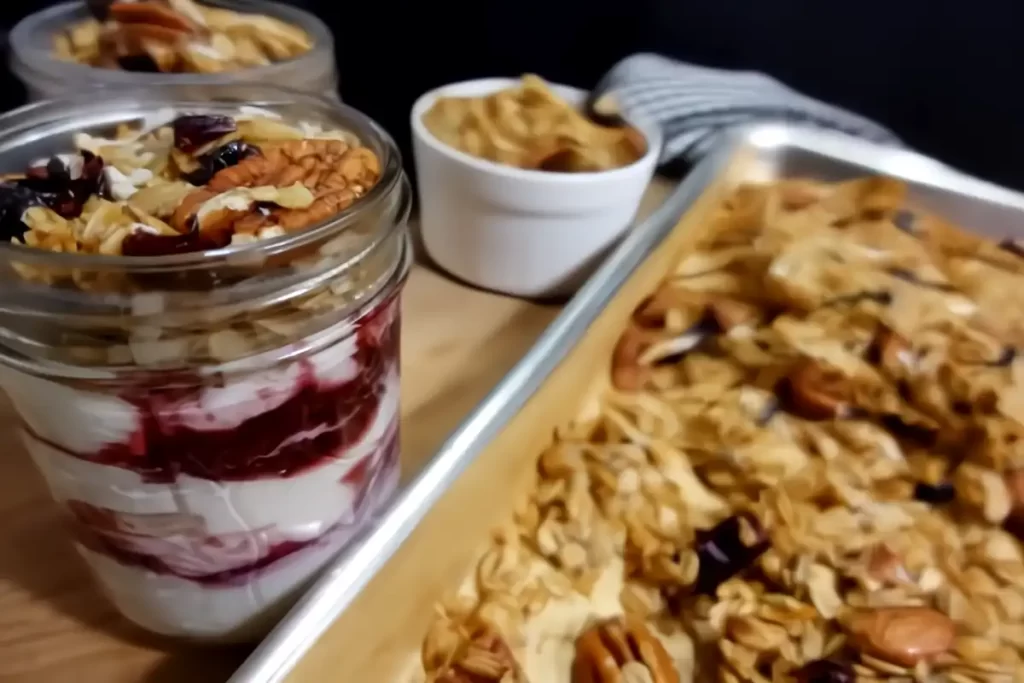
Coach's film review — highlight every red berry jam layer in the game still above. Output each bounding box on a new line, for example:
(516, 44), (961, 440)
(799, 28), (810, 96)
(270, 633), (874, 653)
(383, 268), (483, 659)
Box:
(66, 424), (399, 586)
(22, 295), (400, 484)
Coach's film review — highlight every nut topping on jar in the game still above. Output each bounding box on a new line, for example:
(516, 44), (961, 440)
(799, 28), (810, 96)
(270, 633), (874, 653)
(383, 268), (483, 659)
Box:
(53, 0), (314, 74)
(2, 110), (376, 261)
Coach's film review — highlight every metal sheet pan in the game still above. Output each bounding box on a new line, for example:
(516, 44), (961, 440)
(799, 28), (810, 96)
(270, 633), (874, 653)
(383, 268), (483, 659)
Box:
(228, 123), (1024, 683)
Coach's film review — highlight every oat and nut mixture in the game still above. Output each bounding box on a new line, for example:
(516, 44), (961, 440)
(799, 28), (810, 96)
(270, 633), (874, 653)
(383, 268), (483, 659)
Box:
(0, 109), (378, 258)
(0, 107), (385, 367)
(423, 178), (1024, 683)
(53, 0), (312, 73)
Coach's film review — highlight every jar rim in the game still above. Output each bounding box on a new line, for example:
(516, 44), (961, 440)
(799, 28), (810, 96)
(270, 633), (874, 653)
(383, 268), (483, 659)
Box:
(9, 0), (335, 88)
(0, 84), (403, 271)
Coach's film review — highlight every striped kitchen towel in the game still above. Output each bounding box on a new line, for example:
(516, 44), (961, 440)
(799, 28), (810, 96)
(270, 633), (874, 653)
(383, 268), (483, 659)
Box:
(590, 53), (902, 165)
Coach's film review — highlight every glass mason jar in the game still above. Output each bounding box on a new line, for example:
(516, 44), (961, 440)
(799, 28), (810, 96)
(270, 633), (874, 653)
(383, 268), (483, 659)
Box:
(0, 85), (411, 641)
(9, 1), (338, 102)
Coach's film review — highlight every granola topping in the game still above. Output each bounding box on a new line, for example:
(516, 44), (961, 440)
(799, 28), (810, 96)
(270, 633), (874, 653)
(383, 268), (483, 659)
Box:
(0, 104), (398, 370)
(421, 178), (1024, 683)
(53, 0), (314, 74)
(2, 110), (376, 260)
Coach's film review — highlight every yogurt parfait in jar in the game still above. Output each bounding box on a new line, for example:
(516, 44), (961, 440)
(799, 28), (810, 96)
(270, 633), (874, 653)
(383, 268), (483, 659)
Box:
(0, 85), (411, 640)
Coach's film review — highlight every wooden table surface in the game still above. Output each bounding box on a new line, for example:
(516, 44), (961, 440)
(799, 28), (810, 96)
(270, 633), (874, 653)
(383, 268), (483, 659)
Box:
(0, 184), (670, 683)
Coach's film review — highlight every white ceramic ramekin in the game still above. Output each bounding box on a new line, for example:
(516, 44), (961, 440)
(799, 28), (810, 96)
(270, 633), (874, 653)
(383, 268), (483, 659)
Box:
(410, 78), (662, 299)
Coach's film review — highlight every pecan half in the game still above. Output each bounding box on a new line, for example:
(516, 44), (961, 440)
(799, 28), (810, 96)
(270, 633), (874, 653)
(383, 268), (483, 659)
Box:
(435, 628), (525, 683)
(109, 2), (201, 35)
(572, 616), (679, 683)
(207, 139), (381, 233)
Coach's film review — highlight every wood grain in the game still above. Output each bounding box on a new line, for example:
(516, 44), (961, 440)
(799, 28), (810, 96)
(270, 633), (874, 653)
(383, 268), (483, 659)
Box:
(0, 266), (558, 683)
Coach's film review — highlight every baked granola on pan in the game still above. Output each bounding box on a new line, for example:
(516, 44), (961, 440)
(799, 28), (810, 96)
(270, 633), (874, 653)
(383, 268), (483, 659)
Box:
(422, 178), (1024, 683)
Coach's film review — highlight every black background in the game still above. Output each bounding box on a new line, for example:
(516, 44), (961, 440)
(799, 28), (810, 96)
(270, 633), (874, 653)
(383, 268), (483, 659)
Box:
(2, 1), (1023, 188)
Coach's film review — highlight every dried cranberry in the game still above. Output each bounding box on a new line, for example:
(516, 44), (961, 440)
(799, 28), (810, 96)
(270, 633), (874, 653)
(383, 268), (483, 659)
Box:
(892, 209), (917, 234)
(988, 346), (1017, 368)
(886, 267), (956, 293)
(694, 511), (770, 595)
(0, 182), (41, 241)
(121, 228), (229, 257)
(795, 659), (854, 683)
(18, 151), (105, 219)
(1000, 239), (1024, 259)
(913, 481), (956, 505)
(85, 0), (115, 21)
(183, 141), (261, 186)
(879, 414), (936, 447)
(172, 115), (237, 154)
(116, 54), (162, 72)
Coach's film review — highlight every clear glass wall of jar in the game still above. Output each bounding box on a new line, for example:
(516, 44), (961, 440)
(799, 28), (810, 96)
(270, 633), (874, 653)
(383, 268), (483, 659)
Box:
(0, 86), (411, 641)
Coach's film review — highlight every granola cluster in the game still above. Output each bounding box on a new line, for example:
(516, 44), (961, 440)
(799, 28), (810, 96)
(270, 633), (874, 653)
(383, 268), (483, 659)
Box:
(53, 0), (312, 73)
(423, 179), (1024, 683)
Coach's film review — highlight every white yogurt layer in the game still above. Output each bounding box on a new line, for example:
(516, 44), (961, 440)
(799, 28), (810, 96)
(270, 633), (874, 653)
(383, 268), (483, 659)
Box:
(0, 323), (401, 640)
(0, 364), (141, 454)
(24, 372), (399, 535)
(76, 458), (400, 641)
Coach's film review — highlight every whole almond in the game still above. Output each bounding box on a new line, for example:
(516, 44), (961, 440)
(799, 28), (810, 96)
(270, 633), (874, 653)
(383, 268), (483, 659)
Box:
(845, 606), (955, 667)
